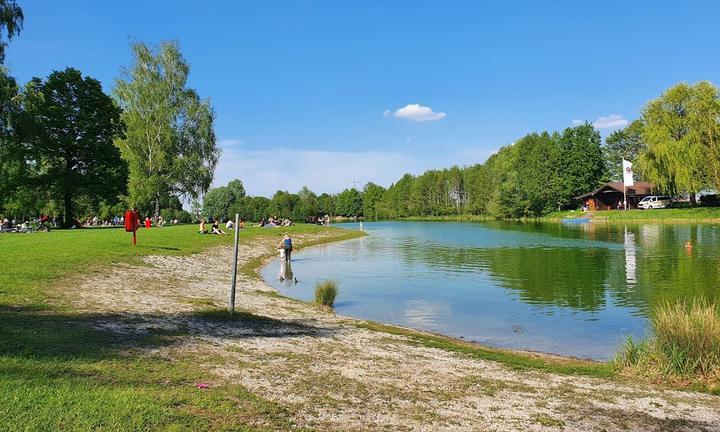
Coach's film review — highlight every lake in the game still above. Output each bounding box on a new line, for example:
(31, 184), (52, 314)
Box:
(260, 221), (720, 360)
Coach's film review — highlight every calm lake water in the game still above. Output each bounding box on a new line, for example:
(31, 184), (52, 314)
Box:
(260, 221), (720, 360)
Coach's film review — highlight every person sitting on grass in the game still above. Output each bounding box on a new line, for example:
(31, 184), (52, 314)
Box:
(239, 219), (246, 229)
(211, 219), (227, 235)
(1, 218), (14, 232)
(226, 218), (234, 229)
(198, 219), (208, 234)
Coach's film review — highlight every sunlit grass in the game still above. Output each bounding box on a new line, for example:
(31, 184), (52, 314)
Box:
(615, 299), (720, 391)
(0, 223), (360, 430)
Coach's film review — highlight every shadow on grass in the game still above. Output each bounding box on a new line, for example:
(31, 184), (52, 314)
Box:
(0, 306), (330, 363)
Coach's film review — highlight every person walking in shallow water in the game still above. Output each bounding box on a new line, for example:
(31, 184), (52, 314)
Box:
(278, 233), (293, 262)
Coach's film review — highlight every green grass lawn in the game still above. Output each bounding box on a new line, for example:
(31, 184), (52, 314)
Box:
(0, 224), (358, 431)
(544, 207), (720, 222)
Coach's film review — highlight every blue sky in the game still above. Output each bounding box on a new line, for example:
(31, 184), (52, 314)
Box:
(8, 1), (720, 196)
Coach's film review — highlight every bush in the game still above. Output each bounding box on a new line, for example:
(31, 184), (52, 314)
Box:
(615, 299), (720, 379)
(314, 280), (338, 307)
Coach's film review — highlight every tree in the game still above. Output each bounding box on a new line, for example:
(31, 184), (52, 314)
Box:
(362, 182), (385, 219)
(268, 190), (298, 217)
(0, 68), (22, 213)
(227, 179), (246, 200)
(0, 0), (23, 63)
(22, 68), (126, 226)
(639, 82), (720, 203)
(203, 179), (247, 220)
(557, 123), (605, 208)
(202, 186), (234, 220)
(114, 41), (219, 217)
(511, 132), (563, 216)
(295, 186), (318, 220)
(335, 188), (363, 216)
(604, 120), (646, 181)
(317, 193), (335, 216)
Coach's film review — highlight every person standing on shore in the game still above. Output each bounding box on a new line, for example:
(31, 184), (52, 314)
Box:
(279, 233), (293, 262)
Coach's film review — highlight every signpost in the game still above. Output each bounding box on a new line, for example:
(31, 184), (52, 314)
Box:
(229, 213), (240, 314)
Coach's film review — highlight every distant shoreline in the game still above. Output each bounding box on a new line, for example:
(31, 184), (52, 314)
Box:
(345, 208), (720, 224)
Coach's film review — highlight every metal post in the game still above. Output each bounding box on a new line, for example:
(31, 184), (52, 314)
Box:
(229, 213), (240, 314)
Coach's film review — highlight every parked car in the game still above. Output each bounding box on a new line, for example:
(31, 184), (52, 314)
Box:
(638, 195), (672, 209)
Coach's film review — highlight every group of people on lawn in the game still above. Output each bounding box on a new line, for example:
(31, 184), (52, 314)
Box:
(197, 216), (294, 235)
(197, 216), (293, 261)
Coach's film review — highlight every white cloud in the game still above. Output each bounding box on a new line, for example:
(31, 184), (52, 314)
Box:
(218, 138), (244, 148)
(593, 114), (628, 130)
(387, 104), (446, 122)
(570, 115), (629, 130)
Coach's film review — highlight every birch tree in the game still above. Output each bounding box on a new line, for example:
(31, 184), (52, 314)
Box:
(114, 41), (219, 216)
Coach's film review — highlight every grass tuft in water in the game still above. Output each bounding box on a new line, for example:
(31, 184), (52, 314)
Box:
(314, 280), (339, 307)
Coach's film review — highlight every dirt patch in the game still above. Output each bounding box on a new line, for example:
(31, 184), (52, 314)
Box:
(63, 233), (720, 432)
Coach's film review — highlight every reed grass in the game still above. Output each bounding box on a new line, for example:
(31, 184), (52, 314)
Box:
(615, 299), (720, 382)
(314, 280), (339, 307)
(653, 299), (720, 376)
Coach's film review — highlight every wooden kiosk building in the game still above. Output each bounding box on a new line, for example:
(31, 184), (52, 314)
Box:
(575, 182), (654, 210)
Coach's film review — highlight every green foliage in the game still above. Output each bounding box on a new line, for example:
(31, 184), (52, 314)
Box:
(267, 190), (298, 218)
(490, 132), (564, 217)
(21, 68), (126, 226)
(335, 188), (363, 217)
(557, 123), (606, 207)
(0, 0), (23, 63)
(362, 182), (385, 219)
(294, 186), (318, 220)
(114, 41), (219, 216)
(317, 193), (335, 216)
(234, 195), (271, 222)
(314, 280), (339, 307)
(202, 185), (236, 220)
(639, 81), (720, 199)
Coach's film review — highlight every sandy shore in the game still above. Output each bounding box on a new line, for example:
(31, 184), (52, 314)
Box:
(62, 231), (720, 431)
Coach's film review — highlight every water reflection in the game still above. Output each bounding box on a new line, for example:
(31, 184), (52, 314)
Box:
(624, 228), (637, 286)
(278, 259), (294, 284)
(402, 299), (451, 327)
(261, 221), (720, 359)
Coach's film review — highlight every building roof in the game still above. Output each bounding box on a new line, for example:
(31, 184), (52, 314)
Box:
(575, 182), (654, 200)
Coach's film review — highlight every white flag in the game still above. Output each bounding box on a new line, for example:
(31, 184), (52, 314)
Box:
(622, 159), (634, 187)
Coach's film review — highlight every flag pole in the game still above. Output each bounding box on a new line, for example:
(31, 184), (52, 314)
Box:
(624, 185), (627, 211)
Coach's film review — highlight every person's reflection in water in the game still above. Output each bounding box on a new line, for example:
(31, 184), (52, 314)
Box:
(279, 259), (294, 284)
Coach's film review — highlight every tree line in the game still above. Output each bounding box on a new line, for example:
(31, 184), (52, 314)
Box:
(0, 2), (219, 226)
(205, 81), (720, 221)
